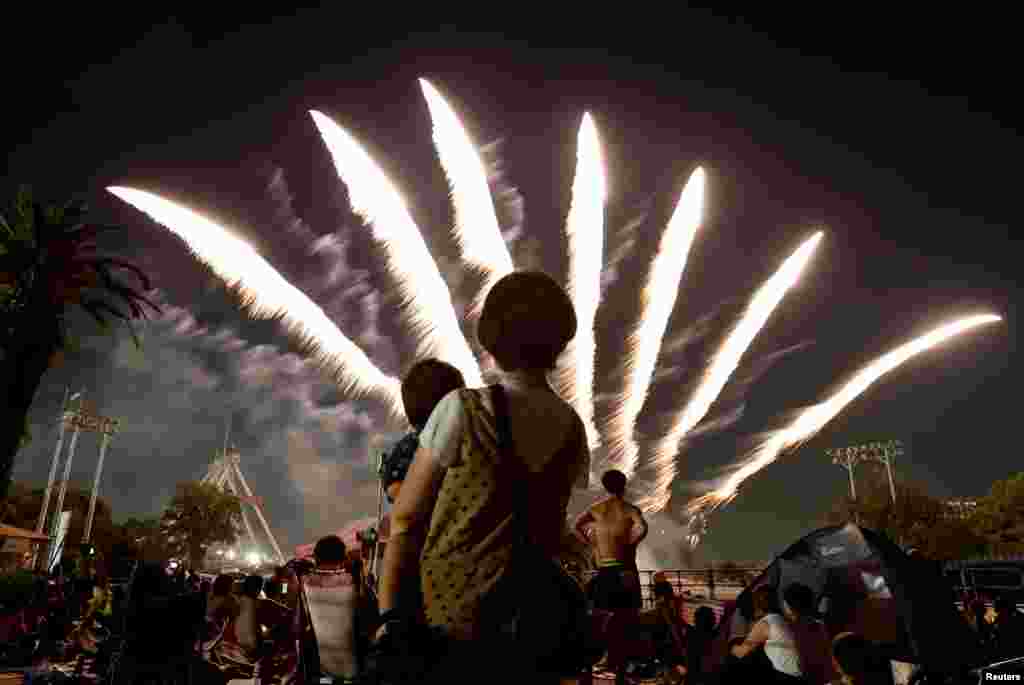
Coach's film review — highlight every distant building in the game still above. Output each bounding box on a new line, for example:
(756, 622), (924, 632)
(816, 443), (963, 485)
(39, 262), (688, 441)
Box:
(945, 498), (979, 520)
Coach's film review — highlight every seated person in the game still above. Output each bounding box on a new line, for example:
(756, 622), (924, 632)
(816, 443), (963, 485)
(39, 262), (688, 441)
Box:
(829, 632), (894, 685)
(783, 582), (837, 685)
(731, 585), (804, 682)
(234, 575), (264, 658)
(648, 580), (688, 683)
(301, 535), (363, 684)
(207, 574), (240, 624)
(687, 606), (717, 685)
(992, 595), (1024, 660)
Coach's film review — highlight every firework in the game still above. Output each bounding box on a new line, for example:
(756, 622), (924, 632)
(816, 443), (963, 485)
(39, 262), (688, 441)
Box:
(690, 313), (1002, 514)
(310, 110), (482, 386)
(638, 232), (823, 512)
(117, 78), (1003, 538)
(419, 79), (515, 316)
(557, 113), (606, 450)
(107, 186), (405, 420)
(607, 168), (706, 479)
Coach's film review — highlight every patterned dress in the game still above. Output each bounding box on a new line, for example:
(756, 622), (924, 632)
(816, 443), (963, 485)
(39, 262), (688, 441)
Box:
(418, 387), (588, 642)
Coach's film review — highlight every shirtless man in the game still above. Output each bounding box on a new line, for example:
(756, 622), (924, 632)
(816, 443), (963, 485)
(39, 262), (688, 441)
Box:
(574, 469), (649, 684)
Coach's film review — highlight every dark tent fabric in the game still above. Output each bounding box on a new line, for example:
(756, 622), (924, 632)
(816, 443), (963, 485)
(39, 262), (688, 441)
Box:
(706, 523), (982, 675)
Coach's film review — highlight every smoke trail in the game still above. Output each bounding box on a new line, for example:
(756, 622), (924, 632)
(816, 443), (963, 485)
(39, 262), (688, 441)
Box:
(309, 110), (483, 386)
(606, 168), (706, 479)
(419, 79), (515, 317)
(107, 186), (405, 420)
(556, 113), (606, 450)
(688, 313), (1002, 516)
(478, 138), (526, 247)
(638, 232), (823, 513)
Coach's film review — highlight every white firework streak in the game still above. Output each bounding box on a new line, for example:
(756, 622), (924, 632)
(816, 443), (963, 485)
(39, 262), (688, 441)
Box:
(556, 113), (606, 450)
(687, 313), (1002, 516)
(310, 110), (483, 386)
(637, 232), (823, 513)
(107, 186), (405, 420)
(419, 79), (515, 317)
(607, 168), (706, 478)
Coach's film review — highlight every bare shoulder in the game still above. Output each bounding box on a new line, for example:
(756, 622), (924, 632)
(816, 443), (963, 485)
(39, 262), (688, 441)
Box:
(591, 497), (613, 517)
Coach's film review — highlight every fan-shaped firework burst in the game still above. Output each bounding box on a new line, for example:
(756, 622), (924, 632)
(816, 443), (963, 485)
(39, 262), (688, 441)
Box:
(110, 79), (1001, 534)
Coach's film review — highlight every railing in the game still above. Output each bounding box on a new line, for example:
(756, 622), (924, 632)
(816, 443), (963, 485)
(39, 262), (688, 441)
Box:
(582, 567), (764, 609)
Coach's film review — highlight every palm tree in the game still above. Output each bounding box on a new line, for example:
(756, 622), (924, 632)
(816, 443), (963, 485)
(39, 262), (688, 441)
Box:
(0, 186), (160, 498)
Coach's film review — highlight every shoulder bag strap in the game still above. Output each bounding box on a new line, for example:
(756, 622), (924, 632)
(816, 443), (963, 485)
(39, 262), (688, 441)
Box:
(488, 384), (530, 550)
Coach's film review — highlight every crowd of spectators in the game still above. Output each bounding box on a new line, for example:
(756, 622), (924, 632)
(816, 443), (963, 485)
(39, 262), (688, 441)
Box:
(4, 268), (1022, 685)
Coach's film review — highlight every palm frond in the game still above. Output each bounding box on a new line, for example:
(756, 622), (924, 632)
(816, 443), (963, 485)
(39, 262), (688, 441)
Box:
(78, 301), (113, 332)
(88, 256), (153, 291)
(79, 297), (129, 323)
(94, 268), (160, 317)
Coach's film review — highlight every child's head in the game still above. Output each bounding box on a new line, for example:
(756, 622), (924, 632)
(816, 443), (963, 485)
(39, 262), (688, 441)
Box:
(401, 359), (466, 430)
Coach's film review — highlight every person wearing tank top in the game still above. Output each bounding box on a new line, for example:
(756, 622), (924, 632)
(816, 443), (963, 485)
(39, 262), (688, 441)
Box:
(732, 585), (806, 682)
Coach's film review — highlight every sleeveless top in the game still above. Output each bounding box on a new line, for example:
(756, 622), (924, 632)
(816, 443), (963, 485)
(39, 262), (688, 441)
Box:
(303, 569), (360, 679)
(419, 387), (588, 641)
(761, 613), (803, 677)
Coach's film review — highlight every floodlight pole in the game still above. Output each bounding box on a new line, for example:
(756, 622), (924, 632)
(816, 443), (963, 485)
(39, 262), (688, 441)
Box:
(50, 396), (87, 552)
(826, 446), (863, 500)
(83, 417), (120, 544)
(828, 440), (904, 508)
(869, 440), (903, 506)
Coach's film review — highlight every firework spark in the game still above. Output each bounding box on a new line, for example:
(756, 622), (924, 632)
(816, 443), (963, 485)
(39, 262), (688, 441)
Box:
(107, 186), (406, 420)
(688, 313), (1002, 515)
(638, 232), (823, 512)
(117, 78), (1003, 544)
(607, 168), (706, 479)
(419, 79), (515, 316)
(557, 113), (606, 450)
(310, 110), (483, 386)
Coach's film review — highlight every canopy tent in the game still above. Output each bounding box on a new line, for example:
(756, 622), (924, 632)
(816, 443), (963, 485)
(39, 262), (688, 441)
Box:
(706, 523), (981, 675)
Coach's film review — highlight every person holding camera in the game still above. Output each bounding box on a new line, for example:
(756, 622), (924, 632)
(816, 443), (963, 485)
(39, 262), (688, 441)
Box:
(373, 270), (591, 684)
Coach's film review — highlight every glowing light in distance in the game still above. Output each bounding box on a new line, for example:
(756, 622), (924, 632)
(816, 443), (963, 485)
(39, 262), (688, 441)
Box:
(107, 186), (404, 420)
(639, 232), (823, 513)
(309, 111), (482, 386)
(419, 78), (515, 316)
(705, 313), (1002, 507)
(608, 168), (706, 478)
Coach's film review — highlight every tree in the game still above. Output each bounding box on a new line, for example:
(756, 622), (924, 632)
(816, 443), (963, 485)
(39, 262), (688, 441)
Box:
(971, 472), (1024, 555)
(161, 481), (242, 569)
(110, 516), (166, 567)
(0, 480), (119, 572)
(822, 467), (986, 560)
(0, 187), (160, 498)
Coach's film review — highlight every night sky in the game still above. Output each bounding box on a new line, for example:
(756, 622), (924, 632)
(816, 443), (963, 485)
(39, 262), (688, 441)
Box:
(4, 9), (1018, 566)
